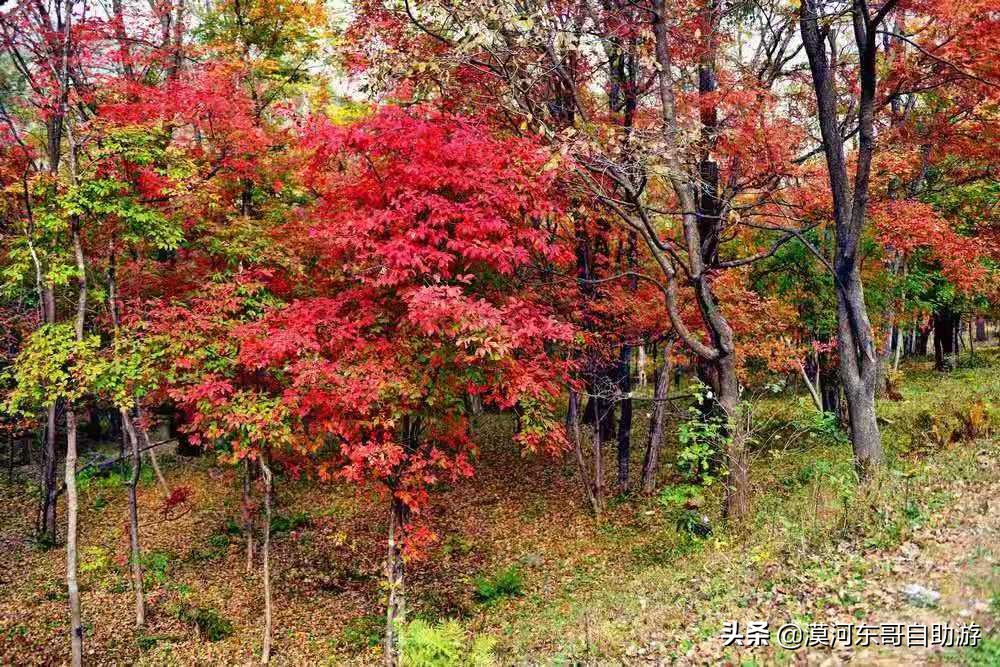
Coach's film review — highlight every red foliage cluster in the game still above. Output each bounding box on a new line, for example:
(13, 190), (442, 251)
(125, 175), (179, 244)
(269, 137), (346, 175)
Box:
(872, 199), (987, 291)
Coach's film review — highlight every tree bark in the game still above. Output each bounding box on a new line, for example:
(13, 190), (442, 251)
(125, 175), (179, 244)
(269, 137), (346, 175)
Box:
(616, 345), (633, 493)
(568, 391), (600, 514)
(384, 493), (409, 667)
(641, 349), (673, 494)
(108, 242), (147, 628)
(800, 0), (887, 475)
(900, 328), (910, 358)
(134, 414), (169, 495)
(933, 306), (959, 370)
(798, 360), (823, 412)
(243, 459), (255, 573)
(66, 145), (86, 667)
(39, 401), (59, 543)
(836, 274), (883, 473)
(122, 410), (146, 627)
(652, 0), (752, 516)
(916, 322), (930, 356)
(146, 440), (169, 495)
(260, 457), (273, 664)
(591, 388), (605, 511)
(718, 356), (750, 520)
(65, 409), (83, 667)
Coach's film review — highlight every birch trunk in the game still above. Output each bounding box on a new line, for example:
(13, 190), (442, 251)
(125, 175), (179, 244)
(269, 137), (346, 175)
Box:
(65, 409), (83, 667)
(260, 458), (273, 664)
(384, 494), (409, 667)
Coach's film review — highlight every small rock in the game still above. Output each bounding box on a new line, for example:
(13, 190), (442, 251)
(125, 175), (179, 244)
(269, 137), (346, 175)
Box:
(902, 583), (941, 607)
(900, 542), (921, 560)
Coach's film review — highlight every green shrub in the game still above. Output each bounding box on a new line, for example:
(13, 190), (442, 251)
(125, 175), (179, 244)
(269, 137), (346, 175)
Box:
(169, 601), (233, 642)
(793, 410), (848, 445)
(399, 618), (495, 666)
(957, 634), (1000, 666)
(338, 614), (383, 651)
(658, 484), (703, 509)
(270, 511), (311, 535)
(79, 546), (111, 575)
(91, 493), (108, 511)
(188, 533), (229, 563)
(674, 383), (728, 487)
(224, 518), (242, 535)
(956, 353), (990, 370)
(473, 565), (524, 604)
(77, 464), (154, 491)
(137, 634), (179, 651)
(141, 550), (173, 587)
(441, 534), (474, 557)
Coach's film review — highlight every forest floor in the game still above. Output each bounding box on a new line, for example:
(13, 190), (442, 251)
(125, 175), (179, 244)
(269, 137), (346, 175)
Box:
(0, 349), (998, 666)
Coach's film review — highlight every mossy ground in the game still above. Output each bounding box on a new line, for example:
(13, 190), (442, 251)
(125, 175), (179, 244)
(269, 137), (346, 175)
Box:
(0, 350), (997, 665)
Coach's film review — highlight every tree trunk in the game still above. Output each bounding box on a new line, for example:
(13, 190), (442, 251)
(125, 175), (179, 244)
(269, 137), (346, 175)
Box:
(798, 360), (823, 412)
(65, 409), (83, 667)
(121, 410), (146, 627)
(146, 443), (169, 495)
(591, 390), (605, 511)
(118, 410), (127, 471)
(135, 413), (169, 495)
(384, 494), (409, 667)
(718, 357), (750, 520)
(933, 306), (958, 370)
(39, 401), (59, 543)
(67, 169), (86, 667)
(260, 457), (273, 664)
(975, 316), (987, 342)
(837, 273), (883, 475)
(893, 327), (905, 370)
(800, 0), (887, 476)
(568, 391), (600, 514)
(916, 324), (930, 356)
(877, 323), (897, 396)
(616, 345), (633, 493)
(243, 459), (255, 573)
(583, 373), (616, 445)
(641, 351), (673, 494)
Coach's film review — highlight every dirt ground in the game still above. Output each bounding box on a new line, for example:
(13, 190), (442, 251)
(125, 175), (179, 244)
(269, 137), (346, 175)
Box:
(1, 357), (997, 665)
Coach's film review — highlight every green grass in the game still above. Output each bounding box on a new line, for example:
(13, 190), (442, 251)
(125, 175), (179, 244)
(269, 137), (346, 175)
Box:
(472, 350), (1000, 662)
(955, 634), (1000, 666)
